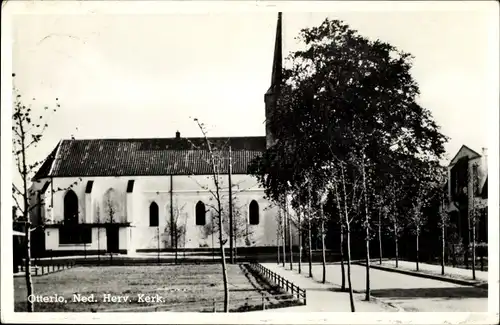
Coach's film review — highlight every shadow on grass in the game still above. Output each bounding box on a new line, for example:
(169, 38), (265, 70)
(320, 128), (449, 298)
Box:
(370, 286), (488, 299)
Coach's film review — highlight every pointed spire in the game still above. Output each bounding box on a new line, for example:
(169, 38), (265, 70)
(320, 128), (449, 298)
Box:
(266, 12), (282, 96)
(264, 12), (283, 149)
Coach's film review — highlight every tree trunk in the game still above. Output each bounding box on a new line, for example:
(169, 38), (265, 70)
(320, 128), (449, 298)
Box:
(334, 182), (346, 291)
(174, 226), (178, 265)
(416, 231), (420, 271)
(298, 205), (302, 274)
(228, 148), (234, 265)
(20, 123), (34, 312)
(378, 209), (383, 265)
(361, 154), (371, 301)
(25, 222), (34, 312)
(212, 223), (215, 261)
(97, 227), (100, 263)
(321, 204), (326, 284)
(157, 227), (160, 264)
(340, 163), (355, 311)
(218, 210), (229, 312)
(287, 200), (293, 271)
(277, 223), (281, 265)
(465, 212), (471, 270)
(308, 216), (313, 277)
(340, 225), (346, 291)
(441, 221), (445, 275)
(233, 222), (238, 261)
(282, 209), (286, 268)
(346, 224), (356, 312)
(394, 223), (399, 268)
(472, 222), (476, 280)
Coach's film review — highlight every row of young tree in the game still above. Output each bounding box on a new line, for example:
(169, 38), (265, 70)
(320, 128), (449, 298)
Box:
(248, 18), (462, 312)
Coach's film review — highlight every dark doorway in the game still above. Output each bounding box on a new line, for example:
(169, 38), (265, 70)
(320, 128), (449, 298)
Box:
(106, 227), (119, 253)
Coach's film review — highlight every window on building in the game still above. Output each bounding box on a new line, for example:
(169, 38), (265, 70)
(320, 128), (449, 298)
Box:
(85, 181), (94, 194)
(64, 190), (79, 225)
(249, 200), (259, 225)
(59, 225), (91, 245)
(150, 202), (159, 227)
(60, 190), (92, 244)
(195, 201), (206, 226)
(127, 180), (135, 193)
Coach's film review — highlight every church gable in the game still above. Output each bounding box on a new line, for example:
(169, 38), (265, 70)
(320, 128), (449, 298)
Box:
(34, 137), (266, 179)
(449, 145), (481, 166)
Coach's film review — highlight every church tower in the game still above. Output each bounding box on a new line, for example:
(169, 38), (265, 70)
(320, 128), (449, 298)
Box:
(264, 12), (283, 149)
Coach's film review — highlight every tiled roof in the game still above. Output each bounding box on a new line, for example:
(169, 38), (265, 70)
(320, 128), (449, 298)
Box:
(34, 137), (265, 179)
(33, 144), (59, 180)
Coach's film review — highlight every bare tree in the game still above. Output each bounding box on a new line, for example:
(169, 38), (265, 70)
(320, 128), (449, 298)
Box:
(228, 198), (254, 260)
(360, 151), (372, 301)
(190, 118), (230, 312)
(204, 197), (254, 260)
(332, 180), (346, 291)
(438, 201), (450, 275)
(377, 207), (385, 265)
(408, 197), (426, 271)
(12, 73), (79, 312)
(95, 202), (102, 262)
(103, 190), (120, 262)
(293, 191), (304, 274)
(334, 161), (364, 312)
(339, 162), (358, 312)
(163, 201), (188, 264)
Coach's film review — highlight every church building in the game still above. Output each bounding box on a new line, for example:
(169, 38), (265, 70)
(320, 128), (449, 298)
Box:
(29, 13), (297, 257)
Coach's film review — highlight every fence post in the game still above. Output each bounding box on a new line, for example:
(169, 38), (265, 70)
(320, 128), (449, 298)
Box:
(213, 299), (216, 313)
(262, 292), (266, 310)
(304, 291), (307, 305)
(35, 267), (38, 276)
(41, 266), (44, 275)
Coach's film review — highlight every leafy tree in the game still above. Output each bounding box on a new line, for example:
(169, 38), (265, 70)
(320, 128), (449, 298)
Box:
(250, 17), (447, 307)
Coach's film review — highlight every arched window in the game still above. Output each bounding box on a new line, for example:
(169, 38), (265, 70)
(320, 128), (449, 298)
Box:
(249, 200), (259, 225)
(64, 190), (79, 225)
(195, 201), (206, 226)
(149, 202), (159, 227)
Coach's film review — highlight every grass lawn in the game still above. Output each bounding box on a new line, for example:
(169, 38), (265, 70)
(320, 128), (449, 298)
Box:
(14, 263), (296, 312)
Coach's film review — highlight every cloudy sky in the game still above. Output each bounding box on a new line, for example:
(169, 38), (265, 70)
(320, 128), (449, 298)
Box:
(6, 1), (498, 165)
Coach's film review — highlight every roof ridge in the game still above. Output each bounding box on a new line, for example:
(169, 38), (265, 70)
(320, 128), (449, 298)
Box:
(61, 136), (266, 141)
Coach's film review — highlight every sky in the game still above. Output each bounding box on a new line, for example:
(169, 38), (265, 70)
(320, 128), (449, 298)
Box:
(7, 1), (498, 166)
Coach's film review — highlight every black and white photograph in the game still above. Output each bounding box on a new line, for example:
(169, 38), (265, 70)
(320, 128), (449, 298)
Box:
(1, 1), (498, 324)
